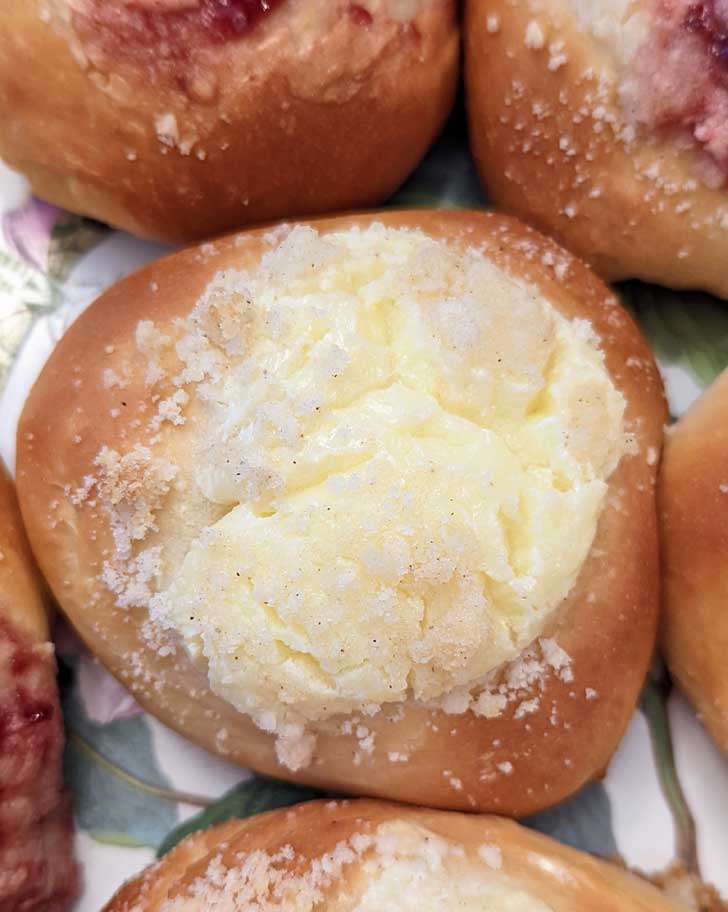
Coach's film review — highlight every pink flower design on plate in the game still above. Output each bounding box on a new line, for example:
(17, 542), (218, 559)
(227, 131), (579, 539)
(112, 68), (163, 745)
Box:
(55, 617), (142, 724)
(2, 197), (63, 271)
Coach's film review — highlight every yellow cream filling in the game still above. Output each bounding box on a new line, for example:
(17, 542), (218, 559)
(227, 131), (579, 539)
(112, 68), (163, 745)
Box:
(152, 224), (625, 741)
(351, 821), (554, 912)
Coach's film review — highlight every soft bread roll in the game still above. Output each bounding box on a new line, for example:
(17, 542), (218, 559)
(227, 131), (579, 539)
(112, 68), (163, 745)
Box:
(465, 0), (728, 299)
(16, 210), (667, 815)
(661, 369), (728, 755)
(0, 467), (77, 911)
(105, 799), (685, 911)
(0, 0), (457, 242)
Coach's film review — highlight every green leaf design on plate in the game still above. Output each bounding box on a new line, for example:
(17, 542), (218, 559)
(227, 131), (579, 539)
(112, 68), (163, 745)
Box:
(0, 249), (61, 388)
(0, 249), (61, 313)
(48, 214), (109, 282)
(640, 668), (699, 873)
(523, 780), (618, 858)
(158, 774), (619, 863)
(157, 777), (323, 858)
(620, 281), (728, 388)
(63, 691), (180, 850)
(86, 830), (150, 849)
(67, 728), (211, 808)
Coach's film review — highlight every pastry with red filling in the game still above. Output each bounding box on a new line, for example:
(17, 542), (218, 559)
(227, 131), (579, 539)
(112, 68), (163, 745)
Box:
(0, 0), (458, 241)
(0, 466), (77, 911)
(465, 0), (728, 299)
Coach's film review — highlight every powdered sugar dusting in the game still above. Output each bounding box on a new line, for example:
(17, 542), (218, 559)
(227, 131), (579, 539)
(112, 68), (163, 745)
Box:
(161, 832), (374, 911)
(478, 843), (503, 870)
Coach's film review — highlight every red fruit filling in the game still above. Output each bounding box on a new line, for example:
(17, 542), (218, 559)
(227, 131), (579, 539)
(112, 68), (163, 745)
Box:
(628, 0), (728, 181)
(0, 618), (77, 911)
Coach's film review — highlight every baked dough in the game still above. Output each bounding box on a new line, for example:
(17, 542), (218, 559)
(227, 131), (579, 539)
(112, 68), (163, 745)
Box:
(661, 368), (728, 755)
(0, 466), (77, 910)
(465, 0), (728, 299)
(16, 210), (667, 815)
(104, 799), (685, 911)
(0, 0), (457, 242)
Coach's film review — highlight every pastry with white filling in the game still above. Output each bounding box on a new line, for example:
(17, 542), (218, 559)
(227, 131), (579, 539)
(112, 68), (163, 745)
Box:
(16, 210), (667, 814)
(103, 800), (686, 911)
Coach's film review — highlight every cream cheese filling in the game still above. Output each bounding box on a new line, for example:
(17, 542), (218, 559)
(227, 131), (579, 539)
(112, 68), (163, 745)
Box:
(144, 224), (625, 751)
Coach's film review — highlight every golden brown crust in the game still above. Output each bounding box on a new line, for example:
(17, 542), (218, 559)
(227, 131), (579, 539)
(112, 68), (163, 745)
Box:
(660, 369), (728, 755)
(464, 0), (728, 298)
(0, 0), (457, 242)
(104, 799), (684, 911)
(16, 209), (667, 815)
(0, 465), (48, 643)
